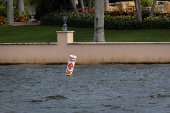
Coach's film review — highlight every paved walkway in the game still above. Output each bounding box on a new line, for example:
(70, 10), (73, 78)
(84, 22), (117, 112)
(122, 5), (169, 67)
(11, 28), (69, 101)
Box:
(0, 64), (170, 113)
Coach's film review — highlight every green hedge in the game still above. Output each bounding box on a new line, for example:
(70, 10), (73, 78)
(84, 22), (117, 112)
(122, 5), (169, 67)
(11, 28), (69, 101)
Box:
(40, 15), (94, 28)
(40, 14), (170, 30)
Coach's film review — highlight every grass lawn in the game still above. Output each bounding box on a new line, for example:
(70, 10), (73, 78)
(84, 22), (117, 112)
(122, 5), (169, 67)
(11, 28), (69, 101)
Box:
(0, 25), (170, 43)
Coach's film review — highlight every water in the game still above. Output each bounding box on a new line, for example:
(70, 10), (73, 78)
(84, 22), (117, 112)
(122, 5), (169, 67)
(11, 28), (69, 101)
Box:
(0, 64), (170, 113)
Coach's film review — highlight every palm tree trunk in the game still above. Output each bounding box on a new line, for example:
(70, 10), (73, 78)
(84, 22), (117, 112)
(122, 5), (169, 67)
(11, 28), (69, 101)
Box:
(104, 0), (109, 11)
(135, 0), (142, 21)
(70, 0), (80, 18)
(149, 0), (157, 17)
(88, 0), (91, 14)
(93, 0), (105, 42)
(7, 0), (13, 25)
(79, 0), (85, 17)
(16, 0), (24, 15)
(3, 0), (7, 7)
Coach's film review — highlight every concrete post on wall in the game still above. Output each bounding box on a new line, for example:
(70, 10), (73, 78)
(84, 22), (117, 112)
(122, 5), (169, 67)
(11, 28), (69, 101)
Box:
(56, 31), (74, 44)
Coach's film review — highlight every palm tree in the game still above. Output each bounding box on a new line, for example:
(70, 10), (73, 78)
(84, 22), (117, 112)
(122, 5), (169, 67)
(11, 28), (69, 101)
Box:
(70, 0), (80, 18)
(79, 0), (85, 16)
(93, 0), (105, 42)
(88, 0), (91, 14)
(104, 0), (109, 11)
(7, 0), (13, 25)
(135, 0), (142, 21)
(149, 0), (157, 17)
(16, 0), (24, 15)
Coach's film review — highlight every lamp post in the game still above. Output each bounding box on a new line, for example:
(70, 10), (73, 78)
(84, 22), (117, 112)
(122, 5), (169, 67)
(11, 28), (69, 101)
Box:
(62, 11), (68, 31)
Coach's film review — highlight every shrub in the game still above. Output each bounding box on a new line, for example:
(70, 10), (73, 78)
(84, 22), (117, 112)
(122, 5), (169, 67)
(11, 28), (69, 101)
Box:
(14, 9), (19, 16)
(0, 7), (7, 17)
(144, 16), (170, 21)
(0, 16), (6, 25)
(140, 0), (153, 7)
(25, 0), (40, 5)
(142, 20), (170, 29)
(104, 20), (142, 30)
(48, 10), (92, 19)
(40, 15), (143, 30)
(14, 15), (30, 22)
(40, 14), (62, 26)
(13, 0), (17, 6)
(47, 11), (137, 20)
(83, 14), (94, 20)
(104, 15), (137, 20)
(153, 12), (170, 17)
(78, 6), (95, 14)
(0, 7), (19, 18)
(40, 11), (170, 30)
(105, 11), (137, 16)
(141, 12), (170, 20)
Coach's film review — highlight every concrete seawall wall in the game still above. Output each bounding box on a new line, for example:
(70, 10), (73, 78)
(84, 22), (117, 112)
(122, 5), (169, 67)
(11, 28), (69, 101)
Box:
(0, 31), (170, 64)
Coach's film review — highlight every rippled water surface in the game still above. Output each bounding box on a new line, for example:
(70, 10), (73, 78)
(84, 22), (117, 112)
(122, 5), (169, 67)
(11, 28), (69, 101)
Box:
(0, 64), (170, 113)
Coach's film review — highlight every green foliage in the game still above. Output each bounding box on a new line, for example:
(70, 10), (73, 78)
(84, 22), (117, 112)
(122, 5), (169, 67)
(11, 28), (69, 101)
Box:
(13, 0), (17, 6)
(83, 14), (94, 19)
(24, 6), (30, 15)
(140, 0), (153, 7)
(48, 11), (137, 20)
(0, 7), (19, 17)
(24, 0), (30, 5)
(24, 0), (40, 5)
(40, 11), (170, 30)
(142, 20), (170, 29)
(105, 11), (137, 16)
(153, 12), (170, 16)
(142, 11), (170, 20)
(2, 0), (18, 6)
(145, 16), (170, 21)
(0, 7), (6, 17)
(14, 8), (19, 16)
(141, 11), (150, 20)
(83, 0), (94, 7)
(105, 15), (137, 20)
